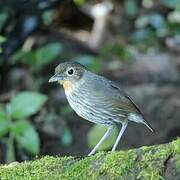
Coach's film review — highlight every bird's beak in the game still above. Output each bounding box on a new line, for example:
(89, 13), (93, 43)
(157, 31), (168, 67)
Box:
(48, 74), (64, 83)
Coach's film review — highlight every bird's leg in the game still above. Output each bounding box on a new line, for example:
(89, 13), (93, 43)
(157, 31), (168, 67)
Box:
(88, 126), (113, 156)
(111, 122), (128, 152)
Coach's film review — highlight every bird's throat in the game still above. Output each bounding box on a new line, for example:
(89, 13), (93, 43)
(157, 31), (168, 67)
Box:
(59, 80), (73, 92)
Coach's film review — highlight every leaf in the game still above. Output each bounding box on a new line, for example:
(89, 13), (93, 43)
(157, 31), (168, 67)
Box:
(61, 127), (73, 146)
(124, 0), (138, 17)
(0, 12), (8, 31)
(149, 14), (165, 29)
(5, 134), (15, 163)
(42, 10), (55, 25)
(75, 55), (101, 73)
(168, 10), (180, 23)
(10, 91), (47, 119)
(73, 0), (85, 6)
(135, 15), (149, 28)
(0, 36), (6, 53)
(131, 28), (151, 42)
(0, 107), (6, 120)
(12, 50), (35, 64)
(12, 120), (40, 155)
(34, 43), (62, 67)
(12, 42), (62, 70)
(0, 107), (10, 137)
(87, 124), (119, 151)
(0, 36), (6, 43)
(160, 0), (180, 8)
(135, 14), (165, 29)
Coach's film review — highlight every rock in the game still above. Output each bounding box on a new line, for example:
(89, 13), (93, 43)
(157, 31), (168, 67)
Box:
(115, 53), (179, 84)
(122, 84), (180, 149)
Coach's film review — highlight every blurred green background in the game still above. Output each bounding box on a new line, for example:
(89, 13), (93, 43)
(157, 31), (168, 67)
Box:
(0, 0), (180, 163)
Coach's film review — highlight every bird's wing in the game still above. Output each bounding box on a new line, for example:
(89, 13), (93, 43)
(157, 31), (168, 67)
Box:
(85, 74), (155, 132)
(95, 77), (141, 115)
(96, 77), (155, 132)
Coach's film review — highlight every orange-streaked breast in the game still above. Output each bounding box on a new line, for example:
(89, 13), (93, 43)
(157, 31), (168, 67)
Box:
(59, 80), (73, 92)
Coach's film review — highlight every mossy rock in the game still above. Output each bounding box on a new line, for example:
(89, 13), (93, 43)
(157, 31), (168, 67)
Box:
(0, 139), (180, 180)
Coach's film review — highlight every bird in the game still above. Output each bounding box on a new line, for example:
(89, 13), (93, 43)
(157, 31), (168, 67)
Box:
(49, 61), (155, 156)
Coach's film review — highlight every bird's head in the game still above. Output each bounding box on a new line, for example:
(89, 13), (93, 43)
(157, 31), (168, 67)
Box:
(49, 62), (86, 91)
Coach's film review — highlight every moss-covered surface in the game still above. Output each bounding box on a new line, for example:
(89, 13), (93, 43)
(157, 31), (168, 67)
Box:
(0, 139), (180, 180)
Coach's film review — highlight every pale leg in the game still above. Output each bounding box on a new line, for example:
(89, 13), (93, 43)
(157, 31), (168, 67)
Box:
(88, 126), (113, 156)
(111, 122), (128, 152)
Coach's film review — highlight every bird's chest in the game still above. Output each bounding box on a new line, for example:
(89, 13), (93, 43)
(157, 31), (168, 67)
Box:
(65, 88), (100, 123)
(65, 90), (87, 115)
(65, 87), (115, 125)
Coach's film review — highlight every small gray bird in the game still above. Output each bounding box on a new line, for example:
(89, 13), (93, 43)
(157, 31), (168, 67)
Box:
(49, 62), (155, 156)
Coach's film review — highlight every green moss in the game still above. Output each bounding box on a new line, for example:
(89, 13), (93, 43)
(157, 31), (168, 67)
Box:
(0, 139), (180, 179)
(175, 155), (180, 171)
(137, 143), (172, 180)
(0, 156), (74, 180)
(172, 137), (180, 154)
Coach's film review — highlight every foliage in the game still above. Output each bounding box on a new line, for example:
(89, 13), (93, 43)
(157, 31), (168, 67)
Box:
(73, 0), (86, 6)
(124, 0), (138, 17)
(121, 0), (180, 53)
(74, 55), (102, 73)
(10, 92), (47, 119)
(100, 41), (135, 61)
(12, 42), (62, 71)
(0, 91), (47, 163)
(42, 10), (55, 25)
(0, 35), (6, 53)
(0, 10), (8, 31)
(160, 0), (180, 8)
(60, 127), (73, 147)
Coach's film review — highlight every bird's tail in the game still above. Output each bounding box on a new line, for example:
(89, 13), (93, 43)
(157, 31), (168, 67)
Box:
(143, 120), (156, 133)
(128, 113), (155, 133)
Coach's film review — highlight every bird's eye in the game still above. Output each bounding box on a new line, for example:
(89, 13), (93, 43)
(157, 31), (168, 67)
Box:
(67, 68), (74, 75)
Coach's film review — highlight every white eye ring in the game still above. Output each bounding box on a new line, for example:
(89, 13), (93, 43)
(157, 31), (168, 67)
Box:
(67, 68), (74, 76)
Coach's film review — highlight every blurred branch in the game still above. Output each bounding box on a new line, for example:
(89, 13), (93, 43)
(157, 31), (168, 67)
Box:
(87, 1), (113, 50)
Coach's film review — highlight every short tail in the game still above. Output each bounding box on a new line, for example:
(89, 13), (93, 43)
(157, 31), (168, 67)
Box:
(128, 113), (155, 133)
(125, 94), (155, 133)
